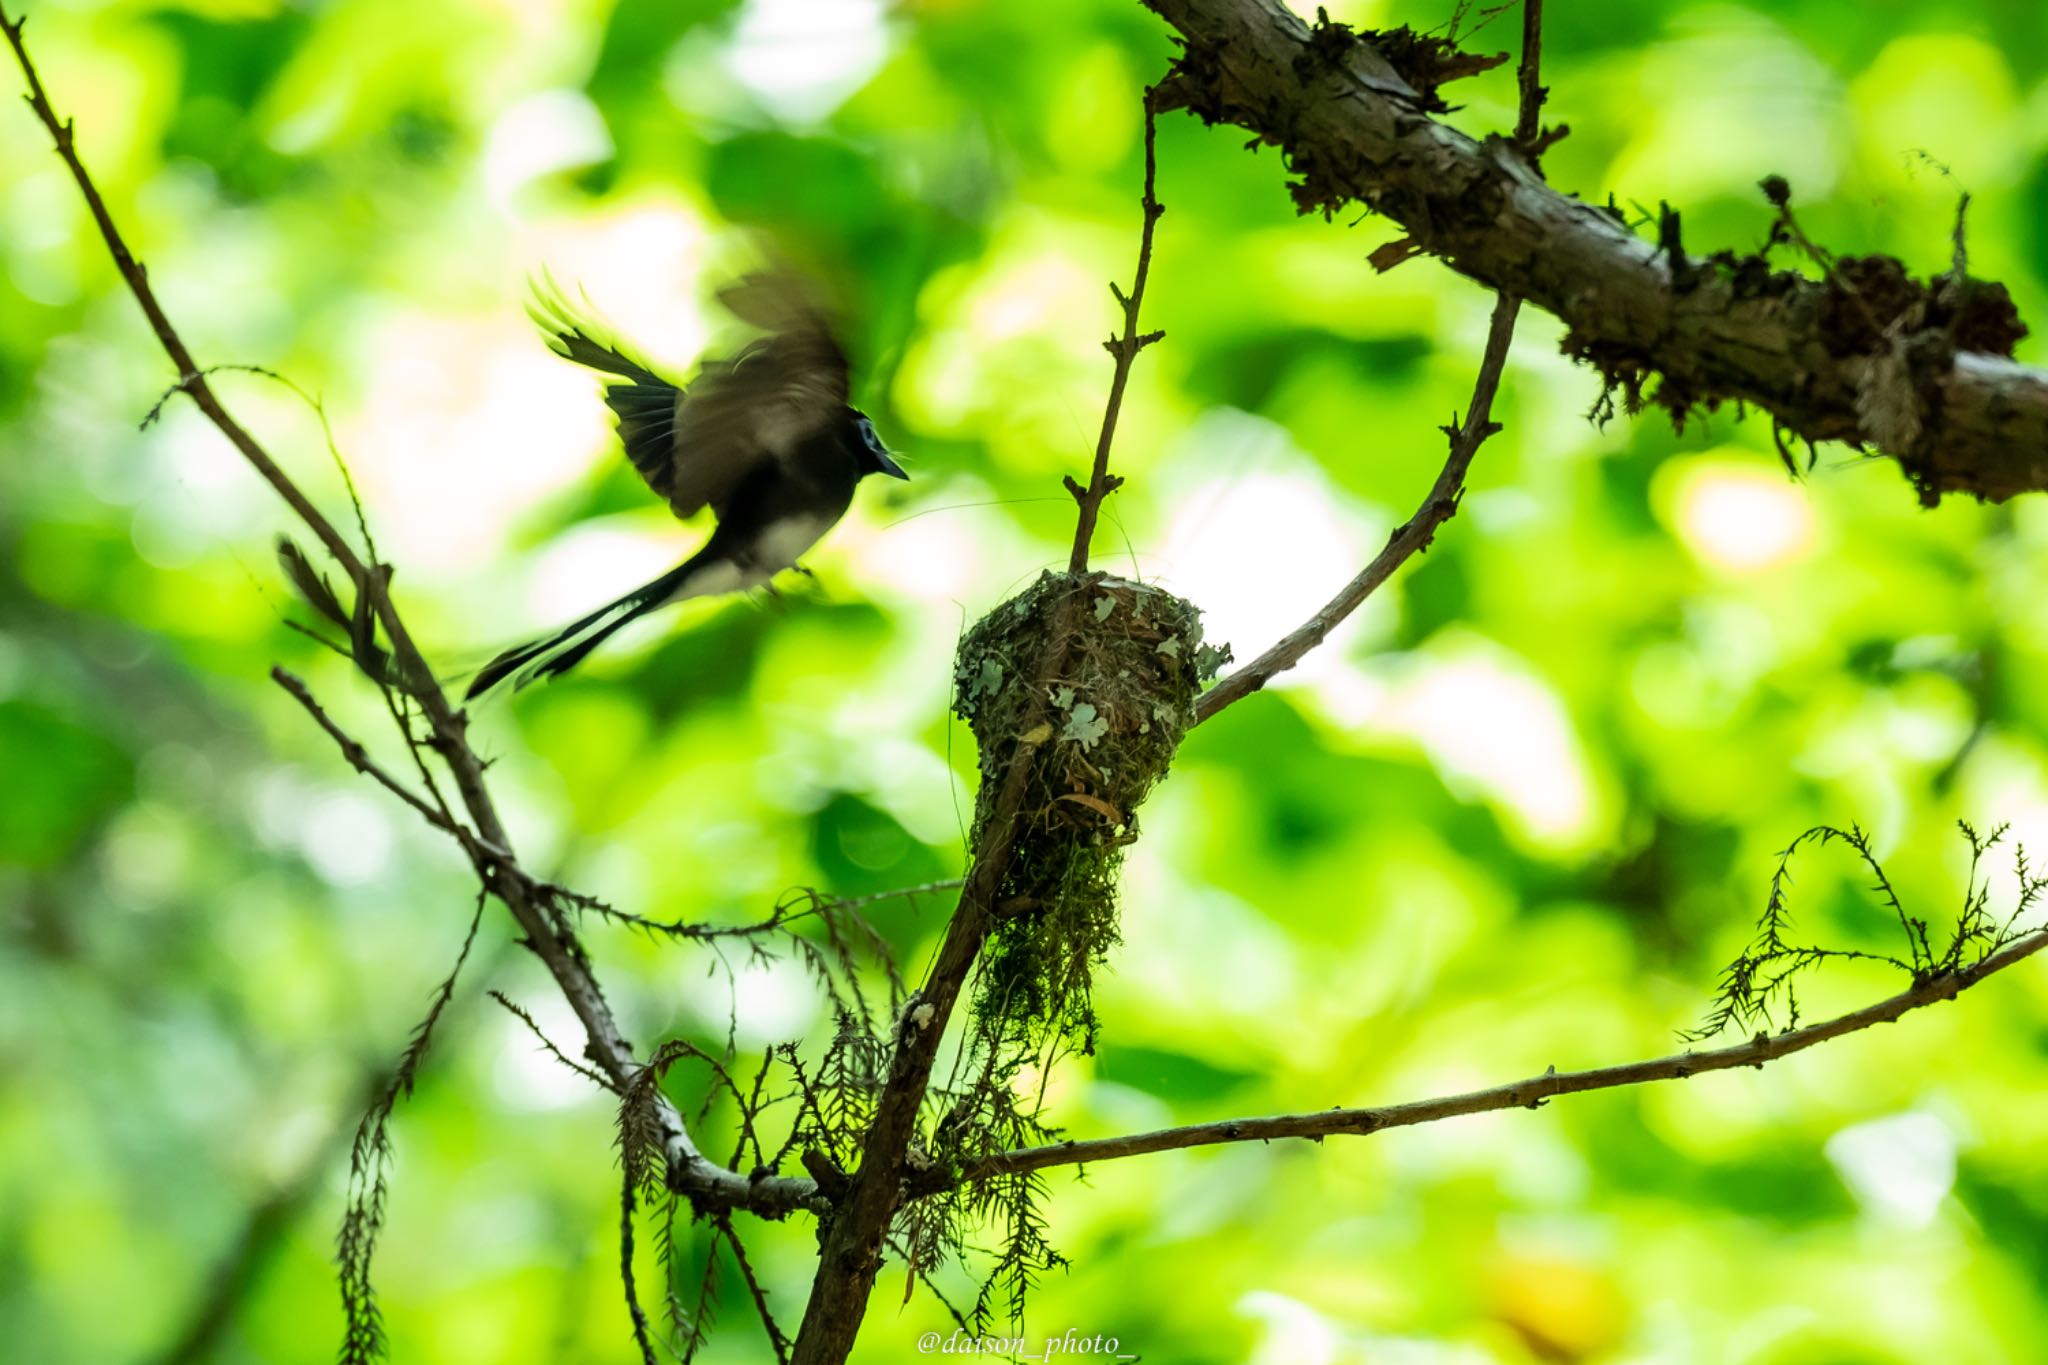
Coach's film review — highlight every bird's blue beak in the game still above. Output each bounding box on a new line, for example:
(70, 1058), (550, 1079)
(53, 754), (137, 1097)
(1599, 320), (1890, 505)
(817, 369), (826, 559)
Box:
(874, 447), (909, 480)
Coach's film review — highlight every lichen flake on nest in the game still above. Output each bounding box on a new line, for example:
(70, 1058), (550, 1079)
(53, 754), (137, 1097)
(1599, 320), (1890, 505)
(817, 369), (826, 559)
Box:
(951, 571), (1230, 1051)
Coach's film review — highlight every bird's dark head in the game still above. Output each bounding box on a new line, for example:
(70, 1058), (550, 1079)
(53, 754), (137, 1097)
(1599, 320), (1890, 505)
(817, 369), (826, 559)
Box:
(848, 409), (908, 481)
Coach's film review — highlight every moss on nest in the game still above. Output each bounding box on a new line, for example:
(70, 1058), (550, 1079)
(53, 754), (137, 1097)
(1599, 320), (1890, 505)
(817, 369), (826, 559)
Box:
(951, 572), (1229, 1052)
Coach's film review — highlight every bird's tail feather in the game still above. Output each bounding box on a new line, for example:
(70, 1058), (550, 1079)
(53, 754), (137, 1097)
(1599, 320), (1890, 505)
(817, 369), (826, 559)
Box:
(465, 559), (697, 699)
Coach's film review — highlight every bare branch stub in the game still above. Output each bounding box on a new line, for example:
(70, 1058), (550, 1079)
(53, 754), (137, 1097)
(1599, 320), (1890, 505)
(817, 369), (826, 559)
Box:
(1511, 0), (1566, 161)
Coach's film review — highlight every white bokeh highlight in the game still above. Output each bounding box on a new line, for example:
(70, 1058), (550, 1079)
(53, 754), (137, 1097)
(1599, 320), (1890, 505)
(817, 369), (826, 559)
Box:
(1315, 631), (1604, 851)
(1662, 456), (1818, 574)
(1825, 1109), (1958, 1229)
(1144, 407), (1386, 687)
(483, 88), (614, 210)
(724, 0), (892, 122)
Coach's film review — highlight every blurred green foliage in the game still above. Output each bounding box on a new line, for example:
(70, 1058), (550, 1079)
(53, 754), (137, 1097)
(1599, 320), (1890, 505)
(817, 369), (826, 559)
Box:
(6, 0), (2048, 1361)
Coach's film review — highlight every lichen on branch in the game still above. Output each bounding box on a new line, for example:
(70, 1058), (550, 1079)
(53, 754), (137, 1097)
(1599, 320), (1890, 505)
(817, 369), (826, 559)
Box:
(1141, 0), (2048, 504)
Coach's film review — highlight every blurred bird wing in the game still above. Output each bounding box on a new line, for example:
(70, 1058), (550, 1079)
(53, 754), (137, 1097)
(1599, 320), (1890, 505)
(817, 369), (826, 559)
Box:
(666, 271), (852, 518)
(530, 282), (691, 506)
(532, 269), (853, 521)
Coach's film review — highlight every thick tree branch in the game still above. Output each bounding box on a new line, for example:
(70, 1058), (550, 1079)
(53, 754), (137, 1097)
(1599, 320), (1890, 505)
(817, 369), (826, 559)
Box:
(964, 923), (2048, 1180)
(790, 660), (1078, 1358)
(2, 5), (791, 1220)
(1141, 0), (2046, 504)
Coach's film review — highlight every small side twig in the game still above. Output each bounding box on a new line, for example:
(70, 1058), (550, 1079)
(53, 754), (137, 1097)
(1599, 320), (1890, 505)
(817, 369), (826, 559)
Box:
(574, 878), (964, 944)
(271, 666), (472, 842)
(488, 990), (619, 1093)
(337, 890), (488, 1365)
(1068, 88), (1165, 573)
(717, 1213), (791, 1365)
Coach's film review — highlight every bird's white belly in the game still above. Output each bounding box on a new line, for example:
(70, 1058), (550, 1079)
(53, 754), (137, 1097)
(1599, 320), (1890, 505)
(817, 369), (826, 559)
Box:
(680, 514), (833, 600)
(751, 513), (833, 574)
(683, 560), (747, 598)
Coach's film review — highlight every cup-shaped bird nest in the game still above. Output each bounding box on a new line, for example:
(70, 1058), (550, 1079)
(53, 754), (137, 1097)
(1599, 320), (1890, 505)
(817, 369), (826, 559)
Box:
(951, 572), (1228, 1052)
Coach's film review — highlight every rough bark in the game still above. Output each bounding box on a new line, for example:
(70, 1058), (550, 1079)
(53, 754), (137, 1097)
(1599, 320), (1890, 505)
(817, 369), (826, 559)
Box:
(1142, 0), (2047, 504)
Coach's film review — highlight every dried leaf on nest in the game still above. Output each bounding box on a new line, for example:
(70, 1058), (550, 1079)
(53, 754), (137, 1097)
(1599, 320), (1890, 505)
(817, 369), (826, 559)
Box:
(1056, 792), (1125, 825)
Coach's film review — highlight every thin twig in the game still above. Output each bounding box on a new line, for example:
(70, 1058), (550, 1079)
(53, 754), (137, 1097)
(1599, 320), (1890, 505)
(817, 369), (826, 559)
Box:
(488, 990), (619, 1093)
(337, 891), (488, 1363)
(1195, 292), (1520, 721)
(619, 1173), (660, 1365)
(959, 923), (2048, 1181)
(271, 666), (471, 841)
(717, 1214), (791, 1365)
(578, 878), (965, 942)
(155, 1065), (391, 1365)
(730, 1057), (776, 1172)
(4, 9), (356, 572)
(1068, 89), (1165, 573)
(1194, 0), (1554, 724)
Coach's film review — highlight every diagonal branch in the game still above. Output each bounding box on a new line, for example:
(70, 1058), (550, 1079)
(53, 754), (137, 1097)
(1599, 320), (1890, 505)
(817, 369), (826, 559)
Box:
(1068, 90), (1165, 573)
(272, 665), (475, 843)
(961, 922), (2048, 1181)
(785, 101), (1186, 1361)
(1140, 0), (2046, 505)
(1196, 286), (1519, 721)
(718, 1214), (793, 1365)
(792, 79), (1183, 1365)
(1197, 0), (1546, 722)
(789, 703), (1060, 1358)
(1, 3), (782, 1220)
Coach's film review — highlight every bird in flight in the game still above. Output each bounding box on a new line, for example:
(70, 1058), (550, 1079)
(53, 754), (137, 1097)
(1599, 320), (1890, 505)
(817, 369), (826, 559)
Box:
(466, 270), (907, 698)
